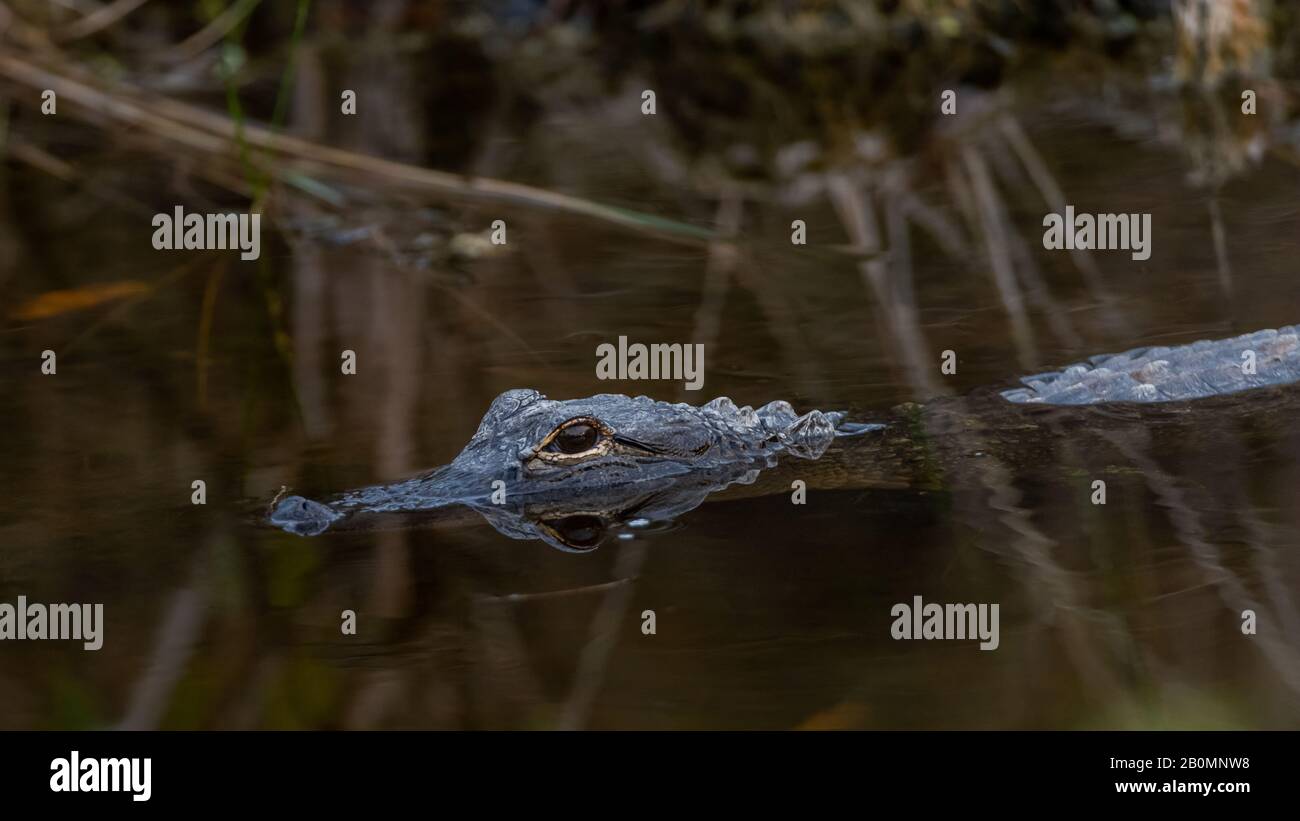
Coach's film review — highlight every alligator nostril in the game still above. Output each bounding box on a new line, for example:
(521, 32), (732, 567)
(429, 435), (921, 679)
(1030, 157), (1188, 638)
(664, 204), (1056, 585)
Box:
(269, 495), (341, 536)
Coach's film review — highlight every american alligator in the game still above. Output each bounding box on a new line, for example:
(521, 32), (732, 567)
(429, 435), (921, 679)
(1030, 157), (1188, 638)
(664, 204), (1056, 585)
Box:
(270, 325), (1300, 550)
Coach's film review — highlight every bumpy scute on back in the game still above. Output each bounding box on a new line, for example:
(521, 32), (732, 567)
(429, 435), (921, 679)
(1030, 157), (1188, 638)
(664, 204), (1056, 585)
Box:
(1001, 326), (1300, 405)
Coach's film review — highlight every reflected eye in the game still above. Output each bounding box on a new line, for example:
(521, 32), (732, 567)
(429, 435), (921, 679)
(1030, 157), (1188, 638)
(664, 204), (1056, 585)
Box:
(541, 515), (606, 551)
(547, 421), (600, 454)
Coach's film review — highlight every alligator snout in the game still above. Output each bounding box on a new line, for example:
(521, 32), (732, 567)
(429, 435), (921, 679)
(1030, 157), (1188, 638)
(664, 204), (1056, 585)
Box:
(269, 495), (341, 536)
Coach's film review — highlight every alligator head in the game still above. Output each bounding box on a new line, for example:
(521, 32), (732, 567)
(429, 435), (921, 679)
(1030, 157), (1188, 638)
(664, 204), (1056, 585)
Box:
(269, 388), (876, 545)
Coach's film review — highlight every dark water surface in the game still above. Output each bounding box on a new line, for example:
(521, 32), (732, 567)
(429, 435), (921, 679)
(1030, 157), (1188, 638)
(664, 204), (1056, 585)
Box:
(4, 80), (1300, 729)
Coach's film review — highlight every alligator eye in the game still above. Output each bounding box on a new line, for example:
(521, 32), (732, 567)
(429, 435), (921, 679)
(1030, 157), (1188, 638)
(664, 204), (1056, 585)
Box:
(554, 423), (598, 453)
(547, 421), (600, 454)
(529, 417), (613, 464)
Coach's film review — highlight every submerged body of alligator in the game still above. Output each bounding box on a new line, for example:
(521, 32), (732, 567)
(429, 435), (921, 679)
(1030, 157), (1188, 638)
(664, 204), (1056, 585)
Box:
(271, 326), (1300, 550)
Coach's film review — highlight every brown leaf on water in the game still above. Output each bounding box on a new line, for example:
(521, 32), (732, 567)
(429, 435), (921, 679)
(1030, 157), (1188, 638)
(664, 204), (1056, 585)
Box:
(796, 700), (870, 730)
(12, 281), (150, 320)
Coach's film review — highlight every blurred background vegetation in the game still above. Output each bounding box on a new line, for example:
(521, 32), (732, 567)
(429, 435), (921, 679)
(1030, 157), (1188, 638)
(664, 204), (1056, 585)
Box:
(2, 0), (1300, 730)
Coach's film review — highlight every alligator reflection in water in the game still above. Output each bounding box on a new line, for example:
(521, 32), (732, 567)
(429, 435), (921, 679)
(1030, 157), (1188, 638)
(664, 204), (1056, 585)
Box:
(465, 460), (801, 552)
(270, 327), (1300, 551)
